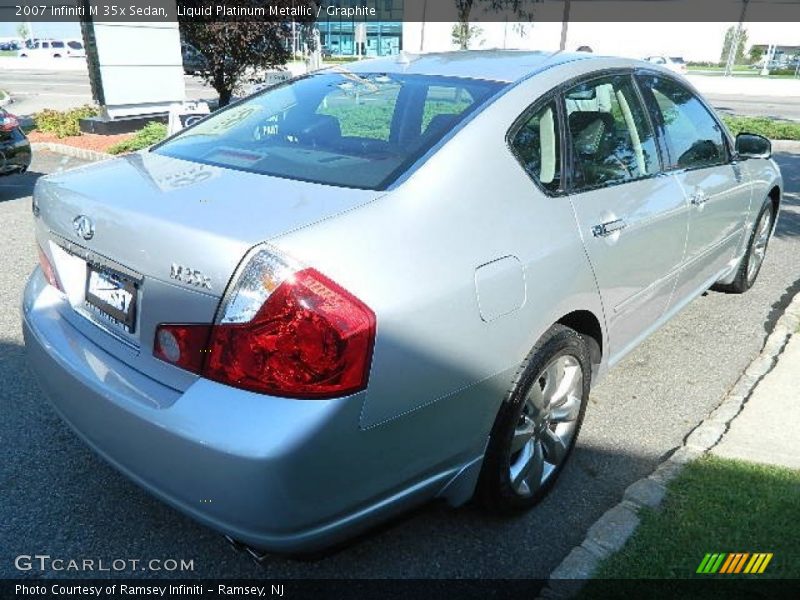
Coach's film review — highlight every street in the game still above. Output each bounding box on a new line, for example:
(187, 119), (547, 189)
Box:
(1, 70), (214, 116)
(3, 67), (800, 122)
(1, 149), (798, 579)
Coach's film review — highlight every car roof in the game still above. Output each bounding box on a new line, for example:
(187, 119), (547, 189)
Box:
(342, 50), (610, 84)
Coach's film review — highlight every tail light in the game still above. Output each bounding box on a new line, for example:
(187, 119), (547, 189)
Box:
(0, 113), (19, 132)
(38, 244), (63, 291)
(154, 245), (376, 399)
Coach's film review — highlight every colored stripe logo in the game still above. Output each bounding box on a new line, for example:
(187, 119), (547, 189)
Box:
(697, 552), (773, 574)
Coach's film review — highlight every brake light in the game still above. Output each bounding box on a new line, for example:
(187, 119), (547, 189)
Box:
(0, 113), (19, 132)
(38, 245), (62, 291)
(154, 246), (376, 399)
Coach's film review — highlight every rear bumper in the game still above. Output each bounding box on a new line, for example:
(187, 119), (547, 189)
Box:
(22, 269), (447, 553)
(0, 133), (31, 175)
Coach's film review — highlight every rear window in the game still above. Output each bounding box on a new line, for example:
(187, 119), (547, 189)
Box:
(154, 72), (504, 189)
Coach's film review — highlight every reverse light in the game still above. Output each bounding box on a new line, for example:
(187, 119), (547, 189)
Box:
(0, 113), (20, 132)
(38, 245), (63, 291)
(154, 246), (376, 399)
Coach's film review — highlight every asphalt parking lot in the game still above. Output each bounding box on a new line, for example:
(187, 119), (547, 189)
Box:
(1, 149), (799, 579)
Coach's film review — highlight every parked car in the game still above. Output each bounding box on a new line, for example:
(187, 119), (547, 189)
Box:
(181, 42), (208, 75)
(18, 39), (68, 58)
(0, 109), (31, 176)
(644, 55), (688, 74)
(23, 51), (782, 556)
(0, 40), (20, 51)
(65, 39), (85, 58)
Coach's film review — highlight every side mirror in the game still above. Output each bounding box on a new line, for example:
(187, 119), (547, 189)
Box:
(735, 133), (772, 160)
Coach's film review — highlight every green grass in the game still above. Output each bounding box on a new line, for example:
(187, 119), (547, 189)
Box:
(0, 50), (15, 57)
(722, 115), (800, 141)
(107, 121), (168, 154)
(587, 456), (800, 583)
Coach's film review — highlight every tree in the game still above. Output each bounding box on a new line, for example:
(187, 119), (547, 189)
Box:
(451, 23), (484, 49)
(180, 1), (317, 107)
(16, 22), (30, 42)
(720, 25), (748, 65)
(452, 0), (537, 50)
(749, 45), (765, 65)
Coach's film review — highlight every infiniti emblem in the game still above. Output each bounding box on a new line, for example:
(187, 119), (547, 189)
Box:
(73, 215), (94, 241)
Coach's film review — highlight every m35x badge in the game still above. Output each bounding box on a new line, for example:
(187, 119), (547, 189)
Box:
(170, 263), (212, 290)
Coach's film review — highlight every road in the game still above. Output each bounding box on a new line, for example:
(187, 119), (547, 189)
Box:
(1, 149), (799, 579)
(3, 68), (800, 122)
(705, 93), (800, 122)
(1, 70), (214, 116)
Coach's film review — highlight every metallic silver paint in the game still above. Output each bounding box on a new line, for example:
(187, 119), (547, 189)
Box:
(23, 51), (783, 553)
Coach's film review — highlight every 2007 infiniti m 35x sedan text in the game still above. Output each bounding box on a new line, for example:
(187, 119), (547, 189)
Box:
(24, 51), (782, 555)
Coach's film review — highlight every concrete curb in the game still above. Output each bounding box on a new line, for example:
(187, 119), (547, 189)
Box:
(539, 289), (800, 599)
(31, 142), (112, 163)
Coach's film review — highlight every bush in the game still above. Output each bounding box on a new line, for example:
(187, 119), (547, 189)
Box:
(34, 105), (99, 138)
(722, 115), (800, 141)
(107, 122), (168, 155)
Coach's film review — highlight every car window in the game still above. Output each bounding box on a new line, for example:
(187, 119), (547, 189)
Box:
(51, 41), (65, 48)
(638, 75), (727, 170)
(316, 77), (402, 141)
(156, 72), (504, 190)
(421, 86), (475, 135)
(67, 41), (82, 50)
(564, 74), (659, 191)
(509, 100), (561, 193)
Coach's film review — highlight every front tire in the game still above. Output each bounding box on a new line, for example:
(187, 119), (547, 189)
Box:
(715, 200), (774, 294)
(478, 324), (591, 512)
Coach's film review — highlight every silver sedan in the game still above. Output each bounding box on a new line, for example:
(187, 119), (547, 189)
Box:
(23, 51), (782, 555)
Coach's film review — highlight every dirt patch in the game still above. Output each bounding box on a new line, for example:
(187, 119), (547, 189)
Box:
(27, 131), (133, 153)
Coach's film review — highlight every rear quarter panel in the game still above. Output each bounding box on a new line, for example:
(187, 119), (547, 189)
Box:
(273, 61), (610, 431)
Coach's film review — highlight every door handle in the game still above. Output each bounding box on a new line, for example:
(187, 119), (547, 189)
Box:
(690, 191), (708, 206)
(592, 219), (627, 238)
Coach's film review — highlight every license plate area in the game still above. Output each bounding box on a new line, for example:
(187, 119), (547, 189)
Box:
(84, 264), (139, 334)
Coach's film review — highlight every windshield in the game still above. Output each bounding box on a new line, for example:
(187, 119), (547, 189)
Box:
(154, 72), (505, 189)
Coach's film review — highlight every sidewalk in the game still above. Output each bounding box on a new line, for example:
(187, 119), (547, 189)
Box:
(712, 332), (800, 469)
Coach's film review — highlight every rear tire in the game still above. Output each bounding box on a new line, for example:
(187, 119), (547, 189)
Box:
(714, 199), (774, 294)
(478, 324), (591, 512)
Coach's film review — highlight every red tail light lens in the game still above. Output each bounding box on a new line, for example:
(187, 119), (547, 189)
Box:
(0, 113), (19, 132)
(205, 268), (376, 398)
(38, 245), (63, 291)
(154, 247), (376, 400)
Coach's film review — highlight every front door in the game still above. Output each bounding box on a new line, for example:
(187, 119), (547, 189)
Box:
(637, 73), (753, 299)
(564, 73), (689, 363)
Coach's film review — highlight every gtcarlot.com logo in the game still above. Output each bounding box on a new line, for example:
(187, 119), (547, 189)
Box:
(14, 554), (195, 573)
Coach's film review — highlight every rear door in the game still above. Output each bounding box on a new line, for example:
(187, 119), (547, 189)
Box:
(637, 73), (752, 301)
(564, 72), (690, 363)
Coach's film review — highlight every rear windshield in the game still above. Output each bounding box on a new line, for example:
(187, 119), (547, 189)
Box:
(154, 71), (505, 189)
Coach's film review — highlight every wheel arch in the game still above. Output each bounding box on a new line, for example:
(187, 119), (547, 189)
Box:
(556, 309), (604, 378)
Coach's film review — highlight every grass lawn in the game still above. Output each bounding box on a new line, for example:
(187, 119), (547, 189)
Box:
(722, 115), (800, 141)
(0, 50), (16, 57)
(586, 456), (800, 582)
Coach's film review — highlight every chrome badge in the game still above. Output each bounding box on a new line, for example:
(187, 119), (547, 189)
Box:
(72, 215), (95, 241)
(170, 263), (212, 290)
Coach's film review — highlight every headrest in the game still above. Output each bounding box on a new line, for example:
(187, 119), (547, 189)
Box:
(424, 113), (460, 137)
(568, 111), (614, 156)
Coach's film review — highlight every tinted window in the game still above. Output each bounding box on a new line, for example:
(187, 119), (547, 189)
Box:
(421, 86), (475, 134)
(155, 72), (503, 190)
(67, 41), (82, 50)
(639, 75), (727, 170)
(510, 101), (561, 193)
(51, 41), (65, 48)
(564, 74), (659, 190)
